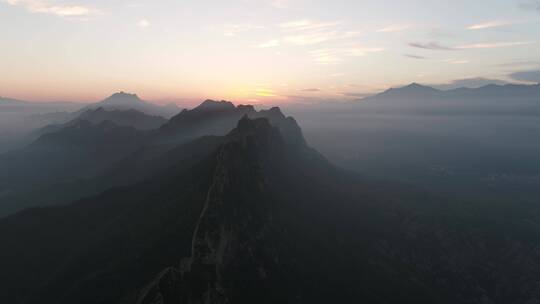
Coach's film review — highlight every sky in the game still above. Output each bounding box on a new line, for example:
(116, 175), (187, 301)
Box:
(1, 0), (540, 105)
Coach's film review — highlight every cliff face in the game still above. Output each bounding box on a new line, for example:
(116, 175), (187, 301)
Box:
(137, 117), (292, 304)
(137, 117), (540, 304)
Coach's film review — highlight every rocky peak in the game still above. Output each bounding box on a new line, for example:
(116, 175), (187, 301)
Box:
(101, 92), (144, 106)
(236, 104), (256, 112)
(194, 99), (235, 112)
(256, 107), (285, 120)
(224, 116), (283, 153)
(138, 117), (285, 304)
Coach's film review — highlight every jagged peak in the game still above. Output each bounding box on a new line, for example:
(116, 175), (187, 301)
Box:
(257, 106), (286, 119)
(226, 116), (283, 146)
(108, 91), (140, 99)
(101, 92), (144, 105)
(236, 104), (256, 112)
(401, 82), (439, 91)
(194, 99), (235, 111)
(226, 115), (306, 148)
(230, 115), (273, 137)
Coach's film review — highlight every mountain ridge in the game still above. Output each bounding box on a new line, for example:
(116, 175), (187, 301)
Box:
(86, 92), (181, 118)
(361, 82), (540, 102)
(1, 115), (540, 303)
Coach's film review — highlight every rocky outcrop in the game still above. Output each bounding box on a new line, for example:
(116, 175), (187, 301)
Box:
(138, 117), (288, 304)
(158, 100), (304, 147)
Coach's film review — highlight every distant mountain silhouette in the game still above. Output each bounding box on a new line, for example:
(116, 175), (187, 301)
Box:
(372, 82), (442, 100)
(0, 97), (82, 111)
(362, 82), (540, 102)
(100, 92), (147, 107)
(0, 119), (148, 215)
(0, 97), (26, 106)
(159, 99), (304, 145)
(0, 101), (303, 216)
(356, 82), (540, 114)
(39, 108), (166, 135)
(87, 92), (181, 118)
(1, 115), (540, 303)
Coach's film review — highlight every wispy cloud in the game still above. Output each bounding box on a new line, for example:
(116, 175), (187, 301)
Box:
(268, 0), (289, 9)
(309, 45), (384, 64)
(255, 88), (278, 97)
(509, 69), (540, 82)
(432, 77), (509, 90)
(467, 20), (512, 30)
(273, 19), (381, 63)
(340, 91), (372, 98)
(377, 24), (412, 33)
(2, 0), (101, 19)
(456, 41), (533, 49)
(279, 19), (359, 46)
(443, 58), (470, 64)
(405, 54), (428, 59)
(494, 60), (540, 68)
(255, 39), (280, 48)
(300, 88), (321, 92)
(409, 42), (454, 50)
(410, 41), (534, 51)
(222, 24), (265, 37)
(519, 0), (540, 12)
(138, 19), (150, 28)
(284, 31), (358, 46)
(279, 19), (340, 31)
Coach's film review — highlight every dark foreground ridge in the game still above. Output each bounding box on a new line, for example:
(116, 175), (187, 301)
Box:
(0, 110), (539, 304)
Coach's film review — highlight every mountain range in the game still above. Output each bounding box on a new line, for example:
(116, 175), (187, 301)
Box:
(2, 89), (540, 303)
(0, 93), (181, 153)
(0, 100), (302, 216)
(353, 82), (540, 115)
(86, 92), (180, 118)
(362, 82), (540, 102)
(1, 107), (540, 303)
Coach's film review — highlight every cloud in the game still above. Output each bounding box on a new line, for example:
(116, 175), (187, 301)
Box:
(300, 88), (321, 92)
(255, 88), (278, 97)
(466, 20), (512, 30)
(277, 19), (378, 63)
(405, 54), (428, 59)
(519, 1), (540, 12)
(285, 34), (333, 46)
(456, 41), (533, 49)
(255, 39), (280, 48)
(222, 24), (265, 37)
(377, 24), (411, 33)
(409, 41), (534, 51)
(443, 58), (470, 64)
(269, 0), (289, 9)
(278, 19), (359, 46)
(432, 77), (510, 90)
(509, 70), (540, 82)
(284, 31), (358, 46)
(409, 42), (454, 50)
(340, 92), (371, 98)
(2, 0), (101, 18)
(138, 19), (150, 28)
(309, 45), (384, 64)
(494, 60), (540, 68)
(279, 19), (340, 31)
